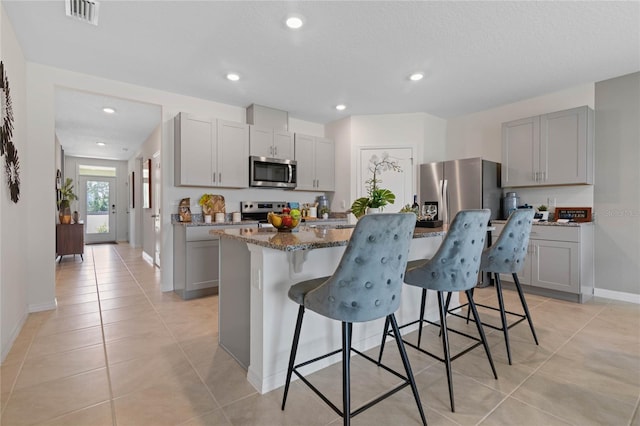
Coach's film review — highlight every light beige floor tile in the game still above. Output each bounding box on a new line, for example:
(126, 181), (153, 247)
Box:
(105, 332), (180, 365)
(512, 372), (636, 426)
(41, 401), (114, 426)
(180, 334), (220, 366)
(36, 311), (102, 337)
(413, 365), (507, 425)
(178, 408), (231, 426)
(102, 311), (169, 342)
(56, 291), (99, 306)
(1, 335), (33, 366)
(537, 352), (640, 406)
(108, 345), (195, 397)
(97, 281), (139, 292)
(99, 301), (155, 324)
(98, 294), (148, 310)
(47, 300), (101, 318)
(27, 325), (103, 359)
(194, 348), (258, 407)
(55, 284), (98, 297)
(632, 404), (640, 426)
(223, 381), (338, 426)
(99, 287), (144, 300)
(112, 369), (218, 426)
(1, 368), (110, 425)
(165, 315), (218, 343)
(14, 344), (106, 390)
(1, 361), (22, 411)
(479, 396), (572, 425)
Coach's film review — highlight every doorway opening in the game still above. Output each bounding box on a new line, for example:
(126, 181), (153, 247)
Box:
(79, 165), (117, 244)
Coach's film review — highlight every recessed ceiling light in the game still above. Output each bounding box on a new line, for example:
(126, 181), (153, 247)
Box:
(226, 73), (240, 82)
(409, 72), (424, 81)
(102, 107), (116, 114)
(335, 104), (346, 111)
(286, 15), (304, 29)
(96, 142), (106, 146)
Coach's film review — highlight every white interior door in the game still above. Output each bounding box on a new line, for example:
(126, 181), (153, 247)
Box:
(358, 148), (414, 212)
(80, 176), (116, 244)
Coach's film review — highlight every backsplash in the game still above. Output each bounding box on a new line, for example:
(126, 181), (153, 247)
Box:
(503, 185), (594, 211)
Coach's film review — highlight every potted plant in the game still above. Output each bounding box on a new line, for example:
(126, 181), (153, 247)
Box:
(350, 153), (402, 218)
(57, 177), (78, 224)
(537, 204), (549, 221)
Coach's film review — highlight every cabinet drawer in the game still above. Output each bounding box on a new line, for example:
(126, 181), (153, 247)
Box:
(493, 223), (580, 242)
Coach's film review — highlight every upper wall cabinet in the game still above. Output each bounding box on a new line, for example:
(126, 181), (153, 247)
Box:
(174, 113), (249, 188)
(502, 106), (594, 187)
(249, 125), (293, 160)
(294, 134), (335, 191)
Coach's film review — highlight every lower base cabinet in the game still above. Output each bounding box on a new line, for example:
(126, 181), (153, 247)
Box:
(491, 223), (594, 303)
(173, 226), (220, 299)
(56, 224), (84, 262)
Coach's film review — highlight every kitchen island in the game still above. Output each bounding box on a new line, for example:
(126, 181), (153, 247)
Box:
(214, 224), (447, 394)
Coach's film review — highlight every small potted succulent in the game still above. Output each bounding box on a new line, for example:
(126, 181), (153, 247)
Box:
(537, 204), (549, 221)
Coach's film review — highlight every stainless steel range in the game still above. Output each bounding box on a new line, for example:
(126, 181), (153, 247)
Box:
(240, 201), (287, 227)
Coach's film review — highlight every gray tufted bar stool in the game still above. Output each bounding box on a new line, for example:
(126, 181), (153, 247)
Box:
(378, 209), (497, 413)
(281, 213), (427, 426)
(455, 209), (538, 365)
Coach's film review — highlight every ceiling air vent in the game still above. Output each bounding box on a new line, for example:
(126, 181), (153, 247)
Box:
(65, 0), (100, 26)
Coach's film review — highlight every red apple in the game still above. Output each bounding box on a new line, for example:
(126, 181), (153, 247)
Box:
(281, 215), (293, 227)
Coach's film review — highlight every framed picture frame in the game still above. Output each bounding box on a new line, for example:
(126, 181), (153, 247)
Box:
(555, 207), (592, 222)
(142, 159), (151, 209)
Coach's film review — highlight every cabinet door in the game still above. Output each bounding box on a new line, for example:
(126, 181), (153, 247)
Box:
(186, 240), (220, 291)
(541, 106), (591, 185)
(217, 120), (249, 188)
(294, 134), (316, 190)
(249, 126), (274, 158)
(531, 240), (579, 293)
(315, 137), (335, 191)
(175, 114), (214, 186)
(501, 116), (539, 187)
(273, 130), (293, 159)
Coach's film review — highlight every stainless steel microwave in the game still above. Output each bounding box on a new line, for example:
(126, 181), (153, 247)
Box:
(249, 156), (297, 189)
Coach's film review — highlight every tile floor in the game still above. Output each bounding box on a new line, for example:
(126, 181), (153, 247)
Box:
(1, 244), (639, 425)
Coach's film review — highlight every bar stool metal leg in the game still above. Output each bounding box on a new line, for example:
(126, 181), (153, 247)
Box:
(494, 274), (512, 365)
(437, 291), (455, 412)
(513, 273), (539, 345)
(389, 314), (428, 425)
(342, 322), (351, 426)
(282, 305), (305, 410)
(377, 316), (390, 365)
(418, 288), (427, 347)
(466, 290), (498, 380)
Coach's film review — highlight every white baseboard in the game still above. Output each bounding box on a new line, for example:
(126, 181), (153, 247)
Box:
(594, 288), (640, 304)
(29, 298), (58, 312)
(1, 310), (28, 363)
(142, 251), (154, 265)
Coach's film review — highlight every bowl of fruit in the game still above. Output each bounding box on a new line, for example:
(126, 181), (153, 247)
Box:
(267, 208), (301, 232)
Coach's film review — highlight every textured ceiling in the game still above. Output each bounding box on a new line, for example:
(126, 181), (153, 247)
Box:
(4, 1), (640, 159)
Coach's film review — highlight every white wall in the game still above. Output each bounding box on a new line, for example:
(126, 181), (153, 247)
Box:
(1, 4), (30, 361)
(446, 83), (595, 210)
(326, 112), (447, 218)
(594, 72), (640, 296)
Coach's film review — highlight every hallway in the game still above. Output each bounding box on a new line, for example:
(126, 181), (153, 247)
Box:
(1, 244), (639, 425)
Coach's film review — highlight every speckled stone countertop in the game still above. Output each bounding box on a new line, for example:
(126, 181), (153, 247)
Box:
(491, 219), (592, 227)
(213, 225), (445, 252)
(172, 219), (260, 227)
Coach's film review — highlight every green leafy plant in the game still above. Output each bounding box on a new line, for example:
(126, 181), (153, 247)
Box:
(57, 177), (78, 208)
(538, 204), (548, 211)
(350, 153), (401, 218)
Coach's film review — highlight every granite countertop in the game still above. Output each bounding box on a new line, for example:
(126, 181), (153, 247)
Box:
(213, 225), (445, 252)
(172, 219), (259, 227)
(491, 219), (592, 227)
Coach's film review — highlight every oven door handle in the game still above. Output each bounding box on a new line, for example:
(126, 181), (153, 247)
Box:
(287, 164), (293, 184)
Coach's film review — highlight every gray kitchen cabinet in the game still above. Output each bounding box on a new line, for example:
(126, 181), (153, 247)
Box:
(501, 106), (594, 187)
(294, 133), (335, 191)
(249, 125), (293, 159)
(491, 223), (594, 303)
(173, 226), (220, 299)
(174, 113), (248, 188)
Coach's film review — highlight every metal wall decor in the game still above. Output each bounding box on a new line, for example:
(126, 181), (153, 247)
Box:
(0, 60), (19, 203)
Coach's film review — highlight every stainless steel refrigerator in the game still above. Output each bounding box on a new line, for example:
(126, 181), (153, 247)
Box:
(419, 158), (502, 224)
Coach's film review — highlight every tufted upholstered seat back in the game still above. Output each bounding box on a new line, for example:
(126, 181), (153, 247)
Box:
(404, 209), (490, 292)
(293, 213), (416, 323)
(481, 209), (534, 274)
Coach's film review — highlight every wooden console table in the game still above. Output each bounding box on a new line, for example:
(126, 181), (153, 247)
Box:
(56, 223), (84, 262)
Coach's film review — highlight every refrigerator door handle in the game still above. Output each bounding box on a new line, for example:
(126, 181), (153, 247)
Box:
(442, 179), (449, 224)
